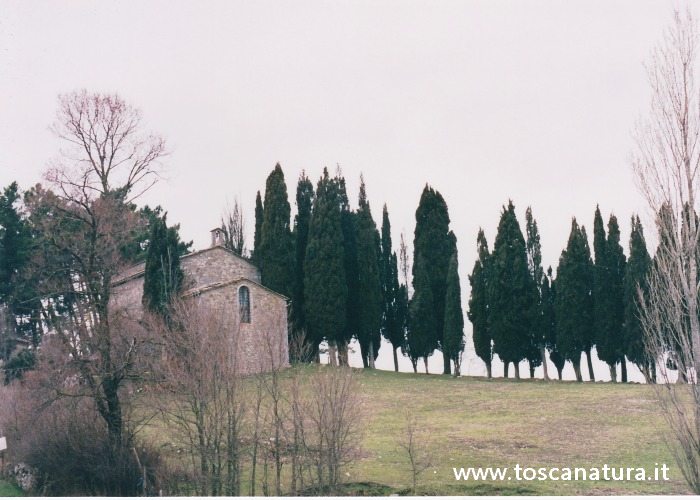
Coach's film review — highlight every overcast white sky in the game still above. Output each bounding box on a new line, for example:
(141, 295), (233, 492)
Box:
(0, 1), (679, 378)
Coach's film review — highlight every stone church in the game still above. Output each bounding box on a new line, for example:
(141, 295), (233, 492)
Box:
(111, 228), (289, 374)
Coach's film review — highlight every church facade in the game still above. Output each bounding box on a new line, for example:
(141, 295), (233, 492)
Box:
(111, 228), (289, 374)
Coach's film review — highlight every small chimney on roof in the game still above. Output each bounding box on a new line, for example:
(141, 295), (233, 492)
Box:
(210, 227), (225, 248)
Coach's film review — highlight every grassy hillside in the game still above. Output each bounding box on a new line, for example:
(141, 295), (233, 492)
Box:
(341, 369), (687, 495)
(139, 367), (689, 495)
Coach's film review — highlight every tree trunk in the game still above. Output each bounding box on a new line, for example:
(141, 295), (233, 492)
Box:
(541, 346), (550, 381)
(393, 347), (399, 372)
(573, 357), (583, 382)
(486, 360), (492, 379)
(411, 358), (418, 373)
(557, 366), (563, 380)
(513, 362), (520, 380)
(504, 361), (509, 378)
(621, 358), (628, 383)
(443, 354), (451, 375)
(338, 342), (349, 366)
(360, 344), (369, 368)
(528, 362), (535, 378)
(585, 348), (595, 381)
(423, 356), (429, 374)
(368, 341), (376, 369)
(328, 342), (338, 366)
(609, 363), (617, 383)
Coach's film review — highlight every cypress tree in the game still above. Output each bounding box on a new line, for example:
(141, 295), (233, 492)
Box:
(380, 205), (405, 371)
(442, 238), (465, 376)
(593, 208), (627, 382)
(468, 229), (492, 378)
(335, 172), (356, 366)
(259, 164), (294, 297)
(592, 206), (609, 380)
(488, 200), (533, 379)
(291, 172), (314, 351)
(543, 267), (564, 379)
(411, 185), (452, 374)
(252, 190), (264, 264)
(554, 219), (594, 382)
(355, 178), (382, 368)
(303, 168), (347, 363)
(525, 207), (545, 379)
(142, 213), (184, 320)
(623, 215), (654, 382)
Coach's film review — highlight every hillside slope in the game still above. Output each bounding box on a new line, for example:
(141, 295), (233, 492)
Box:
(347, 369), (687, 495)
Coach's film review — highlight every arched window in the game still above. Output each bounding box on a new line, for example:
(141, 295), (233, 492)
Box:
(239, 286), (251, 323)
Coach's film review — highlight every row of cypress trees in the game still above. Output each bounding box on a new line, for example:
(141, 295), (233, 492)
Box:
(468, 201), (652, 382)
(251, 164), (465, 373)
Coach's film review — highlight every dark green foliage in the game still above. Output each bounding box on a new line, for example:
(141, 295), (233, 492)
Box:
(355, 179), (382, 367)
(623, 215), (653, 379)
(380, 205), (406, 371)
(253, 190), (264, 264)
(120, 205), (191, 264)
(597, 213), (627, 378)
(410, 186), (453, 373)
(142, 214), (185, 319)
(0, 182), (40, 356)
(442, 241), (464, 374)
(592, 207), (627, 380)
(543, 268), (563, 379)
(591, 207), (609, 363)
(554, 219), (594, 380)
(525, 207), (545, 375)
(338, 176), (358, 360)
(303, 168), (347, 356)
(291, 172), (314, 340)
(259, 164), (294, 297)
(488, 201), (534, 375)
(468, 229), (492, 377)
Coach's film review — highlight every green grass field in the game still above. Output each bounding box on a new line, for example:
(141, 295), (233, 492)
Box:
(141, 367), (690, 495)
(0, 479), (23, 497)
(337, 369), (688, 495)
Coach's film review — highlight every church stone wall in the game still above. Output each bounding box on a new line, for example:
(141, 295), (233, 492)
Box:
(110, 245), (288, 376)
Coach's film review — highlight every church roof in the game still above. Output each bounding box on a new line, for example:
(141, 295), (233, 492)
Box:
(112, 245), (257, 286)
(181, 276), (289, 301)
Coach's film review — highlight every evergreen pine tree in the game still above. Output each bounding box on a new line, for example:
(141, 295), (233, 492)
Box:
(380, 205), (406, 371)
(142, 213), (185, 320)
(442, 238), (465, 376)
(411, 185), (453, 374)
(252, 190), (264, 264)
(525, 207), (545, 379)
(554, 219), (594, 382)
(355, 178), (382, 368)
(0, 182), (36, 358)
(291, 172), (314, 357)
(488, 201), (533, 379)
(623, 215), (654, 381)
(468, 229), (492, 378)
(303, 168), (347, 363)
(259, 164), (294, 297)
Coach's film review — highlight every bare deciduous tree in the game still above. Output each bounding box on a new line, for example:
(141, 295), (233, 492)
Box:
(633, 7), (700, 492)
(398, 412), (432, 495)
(22, 90), (167, 452)
(221, 197), (246, 256)
(47, 90), (166, 201)
(151, 300), (245, 496)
